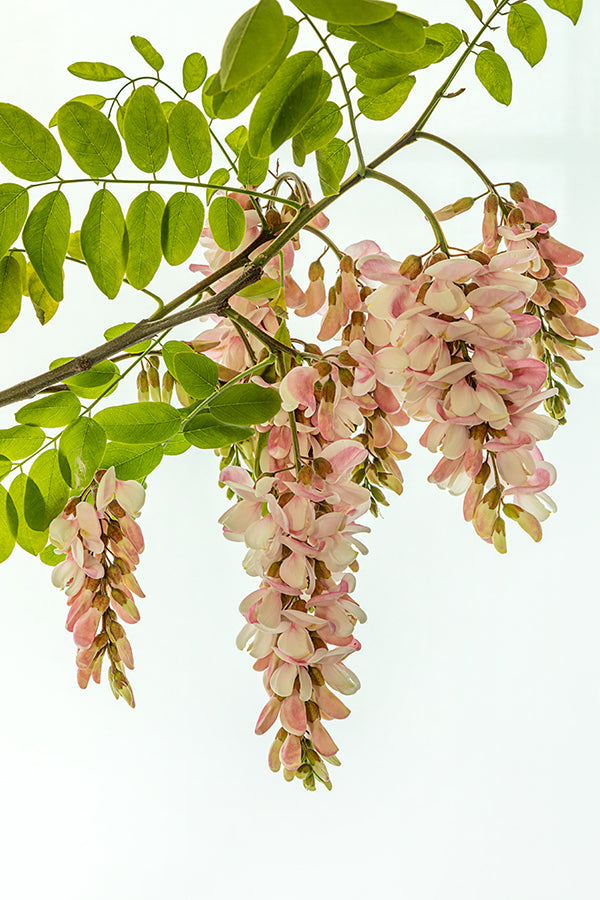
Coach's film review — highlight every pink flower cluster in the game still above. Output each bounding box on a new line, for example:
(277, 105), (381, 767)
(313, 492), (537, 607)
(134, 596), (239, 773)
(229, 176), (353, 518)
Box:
(189, 179), (595, 784)
(49, 467), (145, 706)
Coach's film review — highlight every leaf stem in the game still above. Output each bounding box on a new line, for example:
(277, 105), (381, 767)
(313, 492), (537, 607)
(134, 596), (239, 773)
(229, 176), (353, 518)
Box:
(24, 177), (301, 208)
(302, 16), (366, 176)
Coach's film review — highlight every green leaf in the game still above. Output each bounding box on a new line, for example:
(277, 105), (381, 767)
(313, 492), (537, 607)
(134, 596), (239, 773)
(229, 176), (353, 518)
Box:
(425, 23), (463, 60)
(226, 125), (248, 157)
(123, 85), (168, 173)
(316, 138), (351, 196)
(22, 191), (70, 301)
(67, 230), (84, 259)
(220, 0), (287, 91)
(131, 35), (164, 71)
(209, 383), (281, 425)
(237, 276), (280, 301)
(541, 0), (582, 24)
(0, 455), (11, 480)
(57, 100), (122, 177)
(475, 49), (513, 105)
(206, 168), (229, 203)
(183, 412), (253, 449)
(28, 270), (59, 324)
(0, 183), (29, 258)
(298, 101), (343, 154)
(292, 133), (306, 167)
(0, 253), (22, 333)
(162, 340), (194, 372)
(355, 73), (407, 95)
(93, 403), (180, 443)
(161, 101), (176, 121)
(183, 52), (207, 92)
(464, 0), (483, 21)
(58, 417), (106, 490)
(9, 473), (47, 555)
(26, 448), (70, 530)
(351, 12), (426, 52)
(248, 51), (323, 157)
(207, 18), (299, 120)
(0, 483), (17, 562)
(162, 432), (191, 456)
(15, 392), (81, 427)
(357, 75), (415, 119)
(208, 196), (246, 251)
(49, 94), (106, 128)
(39, 543), (66, 566)
(290, 0), (396, 25)
(508, 4), (547, 66)
(238, 144), (269, 186)
(68, 61), (126, 81)
(80, 188), (127, 299)
(168, 99), (212, 177)
(104, 322), (151, 354)
(0, 103), (62, 182)
(349, 38), (443, 78)
(161, 192), (204, 266)
(125, 190), (165, 289)
(0, 424), (44, 460)
(50, 357), (120, 398)
(170, 351), (219, 399)
(102, 441), (163, 480)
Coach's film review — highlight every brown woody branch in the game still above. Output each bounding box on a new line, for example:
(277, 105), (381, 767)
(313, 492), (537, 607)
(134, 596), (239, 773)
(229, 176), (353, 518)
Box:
(0, 265), (263, 409)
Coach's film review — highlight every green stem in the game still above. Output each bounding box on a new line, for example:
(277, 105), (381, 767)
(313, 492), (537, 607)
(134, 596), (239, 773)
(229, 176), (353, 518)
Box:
(416, 132), (509, 215)
(303, 16), (366, 176)
(364, 168), (449, 255)
(27, 177), (301, 209)
(302, 224), (344, 260)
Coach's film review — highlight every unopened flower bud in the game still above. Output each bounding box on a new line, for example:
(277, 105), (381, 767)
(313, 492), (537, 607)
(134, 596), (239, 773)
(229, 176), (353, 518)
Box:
(468, 249), (490, 265)
(147, 355), (160, 370)
(509, 181), (529, 202)
(161, 371), (174, 404)
(399, 254), (422, 279)
(137, 369), (149, 402)
(434, 196), (474, 221)
(298, 465), (313, 485)
(265, 208), (282, 230)
(313, 457), (334, 479)
(338, 368), (354, 388)
(308, 260), (325, 282)
(147, 365), (161, 402)
(507, 206), (525, 227)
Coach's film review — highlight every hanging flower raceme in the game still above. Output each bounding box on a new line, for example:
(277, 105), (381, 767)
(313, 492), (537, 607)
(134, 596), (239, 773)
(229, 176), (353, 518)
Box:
(48, 467), (146, 707)
(363, 235), (561, 550)
(220, 442), (370, 791)
(487, 181), (598, 423)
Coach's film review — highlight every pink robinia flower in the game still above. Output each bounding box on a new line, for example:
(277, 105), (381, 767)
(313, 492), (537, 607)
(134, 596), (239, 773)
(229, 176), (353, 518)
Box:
(48, 467), (146, 706)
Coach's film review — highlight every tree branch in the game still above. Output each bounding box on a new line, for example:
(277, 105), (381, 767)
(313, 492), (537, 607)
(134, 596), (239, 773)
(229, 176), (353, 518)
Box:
(0, 266), (262, 409)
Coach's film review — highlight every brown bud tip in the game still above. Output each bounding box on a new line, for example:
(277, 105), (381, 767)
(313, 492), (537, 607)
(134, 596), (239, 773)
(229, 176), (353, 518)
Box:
(338, 350), (357, 367)
(265, 209), (282, 230)
(313, 457), (334, 479)
(484, 193), (499, 214)
(308, 260), (324, 281)
(340, 255), (354, 274)
(468, 249), (491, 265)
(294, 467), (310, 488)
(322, 379), (336, 403)
(338, 368), (354, 388)
(507, 207), (525, 227)
(399, 254), (422, 279)
(509, 181), (529, 202)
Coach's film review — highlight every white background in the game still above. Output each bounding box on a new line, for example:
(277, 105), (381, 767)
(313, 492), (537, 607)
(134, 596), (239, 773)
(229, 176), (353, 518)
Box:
(1, 2), (599, 898)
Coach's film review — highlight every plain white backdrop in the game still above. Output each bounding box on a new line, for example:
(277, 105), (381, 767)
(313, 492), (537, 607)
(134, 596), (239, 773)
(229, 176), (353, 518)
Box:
(1, 2), (599, 897)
